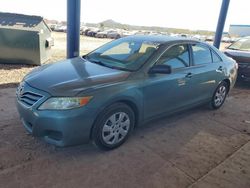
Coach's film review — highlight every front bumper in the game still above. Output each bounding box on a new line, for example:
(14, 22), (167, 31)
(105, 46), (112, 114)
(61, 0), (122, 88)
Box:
(16, 83), (97, 147)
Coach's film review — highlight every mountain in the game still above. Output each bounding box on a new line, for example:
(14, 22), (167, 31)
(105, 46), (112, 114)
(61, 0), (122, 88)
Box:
(84, 19), (215, 35)
(100, 19), (123, 28)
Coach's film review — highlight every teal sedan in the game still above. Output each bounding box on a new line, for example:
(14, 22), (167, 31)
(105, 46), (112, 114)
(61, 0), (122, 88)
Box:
(16, 35), (238, 150)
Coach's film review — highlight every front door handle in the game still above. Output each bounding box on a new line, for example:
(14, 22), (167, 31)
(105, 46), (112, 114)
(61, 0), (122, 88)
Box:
(216, 66), (223, 73)
(185, 72), (193, 78)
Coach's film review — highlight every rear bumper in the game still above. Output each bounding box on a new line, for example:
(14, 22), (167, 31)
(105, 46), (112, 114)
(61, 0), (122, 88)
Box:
(16, 99), (97, 147)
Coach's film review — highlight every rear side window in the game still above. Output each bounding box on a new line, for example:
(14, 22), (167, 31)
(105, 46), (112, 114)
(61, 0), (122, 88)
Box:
(157, 44), (190, 69)
(191, 44), (212, 65)
(211, 50), (222, 63)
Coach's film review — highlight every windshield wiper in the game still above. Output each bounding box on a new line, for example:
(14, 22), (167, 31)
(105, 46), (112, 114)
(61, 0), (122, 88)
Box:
(86, 57), (131, 72)
(89, 59), (107, 67)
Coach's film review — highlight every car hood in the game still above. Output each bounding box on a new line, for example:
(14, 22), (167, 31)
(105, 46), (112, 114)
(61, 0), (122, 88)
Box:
(224, 49), (250, 63)
(24, 57), (130, 96)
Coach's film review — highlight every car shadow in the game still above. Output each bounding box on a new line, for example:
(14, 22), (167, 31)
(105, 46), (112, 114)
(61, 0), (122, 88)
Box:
(0, 82), (19, 89)
(133, 105), (208, 135)
(0, 63), (36, 71)
(53, 104), (209, 155)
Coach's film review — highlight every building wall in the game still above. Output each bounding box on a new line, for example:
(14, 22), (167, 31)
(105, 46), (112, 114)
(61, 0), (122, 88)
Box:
(229, 25), (250, 37)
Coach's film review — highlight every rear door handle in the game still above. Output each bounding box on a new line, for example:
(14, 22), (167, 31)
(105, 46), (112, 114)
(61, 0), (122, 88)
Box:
(185, 72), (193, 78)
(216, 66), (223, 72)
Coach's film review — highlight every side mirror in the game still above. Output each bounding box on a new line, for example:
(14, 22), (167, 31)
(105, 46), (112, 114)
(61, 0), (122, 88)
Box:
(148, 64), (172, 74)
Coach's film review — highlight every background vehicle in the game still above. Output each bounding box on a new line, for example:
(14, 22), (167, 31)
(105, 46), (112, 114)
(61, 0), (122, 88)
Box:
(54, 25), (67, 32)
(86, 29), (101, 37)
(80, 26), (88, 35)
(82, 27), (98, 36)
(205, 35), (214, 42)
(16, 36), (237, 150)
(96, 30), (116, 38)
(221, 36), (231, 43)
(106, 30), (122, 39)
(224, 37), (250, 81)
(48, 24), (57, 31)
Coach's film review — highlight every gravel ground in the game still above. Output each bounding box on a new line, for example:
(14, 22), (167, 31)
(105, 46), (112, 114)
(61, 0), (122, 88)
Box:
(0, 32), (111, 88)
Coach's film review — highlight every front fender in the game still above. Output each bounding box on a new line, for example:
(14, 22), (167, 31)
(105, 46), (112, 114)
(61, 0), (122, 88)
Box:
(97, 89), (144, 125)
(78, 81), (144, 125)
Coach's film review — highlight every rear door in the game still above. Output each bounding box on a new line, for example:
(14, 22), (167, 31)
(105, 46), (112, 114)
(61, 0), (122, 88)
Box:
(188, 43), (225, 103)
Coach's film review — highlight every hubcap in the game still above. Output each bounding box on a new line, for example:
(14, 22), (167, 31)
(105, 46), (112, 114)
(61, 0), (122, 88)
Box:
(214, 85), (226, 107)
(102, 112), (130, 145)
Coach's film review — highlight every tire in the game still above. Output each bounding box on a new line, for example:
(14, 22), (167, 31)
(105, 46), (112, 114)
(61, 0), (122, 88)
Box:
(210, 81), (229, 110)
(92, 103), (135, 150)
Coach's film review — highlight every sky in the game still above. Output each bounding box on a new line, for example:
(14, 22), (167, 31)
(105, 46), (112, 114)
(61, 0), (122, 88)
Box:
(0, 0), (249, 31)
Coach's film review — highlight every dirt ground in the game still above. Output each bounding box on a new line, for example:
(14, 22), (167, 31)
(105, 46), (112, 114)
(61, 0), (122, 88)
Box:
(0, 83), (250, 188)
(0, 33), (249, 188)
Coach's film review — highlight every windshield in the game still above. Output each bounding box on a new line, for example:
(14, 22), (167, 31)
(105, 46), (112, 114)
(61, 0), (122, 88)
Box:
(228, 38), (250, 51)
(85, 38), (160, 71)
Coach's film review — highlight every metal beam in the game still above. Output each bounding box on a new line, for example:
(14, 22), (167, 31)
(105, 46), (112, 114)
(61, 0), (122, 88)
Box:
(67, 0), (81, 58)
(213, 0), (230, 49)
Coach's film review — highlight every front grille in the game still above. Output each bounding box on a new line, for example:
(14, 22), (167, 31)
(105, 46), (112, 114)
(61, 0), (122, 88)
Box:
(18, 91), (43, 107)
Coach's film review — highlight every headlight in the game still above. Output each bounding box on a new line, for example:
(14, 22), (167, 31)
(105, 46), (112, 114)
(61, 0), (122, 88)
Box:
(38, 96), (92, 110)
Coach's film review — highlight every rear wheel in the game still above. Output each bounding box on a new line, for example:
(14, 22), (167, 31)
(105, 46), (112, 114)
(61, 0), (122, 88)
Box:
(92, 103), (135, 150)
(210, 81), (229, 109)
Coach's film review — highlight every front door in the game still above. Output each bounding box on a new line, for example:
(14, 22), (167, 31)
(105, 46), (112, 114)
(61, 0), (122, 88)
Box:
(143, 44), (194, 120)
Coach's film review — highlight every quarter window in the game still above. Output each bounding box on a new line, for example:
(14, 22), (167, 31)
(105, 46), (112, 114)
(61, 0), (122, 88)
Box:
(192, 44), (212, 65)
(157, 44), (189, 69)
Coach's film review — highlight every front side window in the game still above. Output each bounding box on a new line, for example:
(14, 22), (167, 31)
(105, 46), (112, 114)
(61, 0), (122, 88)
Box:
(192, 44), (212, 65)
(85, 38), (160, 71)
(157, 44), (190, 69)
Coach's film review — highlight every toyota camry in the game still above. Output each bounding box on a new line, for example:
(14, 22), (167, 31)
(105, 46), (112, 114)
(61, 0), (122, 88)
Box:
(16, 35), (238, 150)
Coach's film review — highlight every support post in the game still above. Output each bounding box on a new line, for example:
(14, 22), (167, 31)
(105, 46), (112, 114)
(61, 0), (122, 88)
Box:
(213, 0), (230, 49)
(67, 0), (81, 58)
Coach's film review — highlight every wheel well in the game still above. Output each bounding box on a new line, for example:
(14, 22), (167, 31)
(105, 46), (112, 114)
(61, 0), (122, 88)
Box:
(118, 100), (139, 127)
(223, 79), (231, 93)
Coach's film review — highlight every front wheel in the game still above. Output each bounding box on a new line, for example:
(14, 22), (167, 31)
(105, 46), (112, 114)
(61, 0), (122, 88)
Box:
(210, 81), (229, 109)
(92, 103), (135, 150)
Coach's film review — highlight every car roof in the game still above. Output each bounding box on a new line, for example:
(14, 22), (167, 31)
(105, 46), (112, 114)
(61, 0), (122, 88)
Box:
(124, 35), (199, 44)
